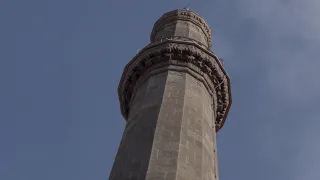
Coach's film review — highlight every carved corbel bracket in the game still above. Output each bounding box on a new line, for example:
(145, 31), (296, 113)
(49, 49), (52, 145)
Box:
(118, 40), (232, 131)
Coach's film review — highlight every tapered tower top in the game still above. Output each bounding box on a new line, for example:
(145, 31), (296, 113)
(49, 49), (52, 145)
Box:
(150, 9), (212, 49)
(118, 9), (232, 132)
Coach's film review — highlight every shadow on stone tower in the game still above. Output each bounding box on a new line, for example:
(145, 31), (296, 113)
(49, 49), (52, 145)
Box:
(109, 9), (232, 180)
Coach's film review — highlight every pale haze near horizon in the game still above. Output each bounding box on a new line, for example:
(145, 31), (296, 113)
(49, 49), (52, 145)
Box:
(1, 0), (320, 179)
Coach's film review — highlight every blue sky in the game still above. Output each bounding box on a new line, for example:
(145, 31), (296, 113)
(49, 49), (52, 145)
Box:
(1, 0), (320, 179)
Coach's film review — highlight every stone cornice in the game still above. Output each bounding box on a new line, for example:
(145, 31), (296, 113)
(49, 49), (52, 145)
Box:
(150, 9), (212, 48)
(118, 40), (232, 132)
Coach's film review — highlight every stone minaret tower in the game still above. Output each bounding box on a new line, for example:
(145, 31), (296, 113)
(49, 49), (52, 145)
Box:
(109, 9), (232, 180)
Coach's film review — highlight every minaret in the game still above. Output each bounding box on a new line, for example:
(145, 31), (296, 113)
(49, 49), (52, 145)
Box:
(109, 9), (232, 180)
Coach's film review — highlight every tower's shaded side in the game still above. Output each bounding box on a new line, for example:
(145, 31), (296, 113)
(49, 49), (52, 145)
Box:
(109, 9), (232, 180)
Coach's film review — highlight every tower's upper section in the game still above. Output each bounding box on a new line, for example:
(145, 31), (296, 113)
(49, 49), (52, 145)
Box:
(118, 9), (232, 132)
(150, 9), (212, 49)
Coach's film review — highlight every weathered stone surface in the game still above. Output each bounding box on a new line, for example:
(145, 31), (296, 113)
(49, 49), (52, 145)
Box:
(109, 72), (168, 180)
(151, 9), (212, 48)
(109, 9), (231, 180)
(110, 68), (220, 180)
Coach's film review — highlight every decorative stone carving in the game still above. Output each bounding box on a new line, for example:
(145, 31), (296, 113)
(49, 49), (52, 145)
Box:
(150, 9), (212, 48)
(153, 36), (208, 49)
(118, 39), (232, 131)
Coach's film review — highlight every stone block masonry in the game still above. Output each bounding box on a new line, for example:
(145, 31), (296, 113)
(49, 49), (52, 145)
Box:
(109, 9), (231, 180)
